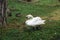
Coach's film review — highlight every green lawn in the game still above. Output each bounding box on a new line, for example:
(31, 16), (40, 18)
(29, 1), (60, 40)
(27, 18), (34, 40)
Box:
(1, 0), (60, 40)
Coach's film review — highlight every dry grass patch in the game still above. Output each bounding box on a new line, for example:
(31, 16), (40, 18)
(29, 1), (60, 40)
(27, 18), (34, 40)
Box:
(41, 9), (60, 20)
(41, 16), (48, 20)
(49, 9), (60, 20)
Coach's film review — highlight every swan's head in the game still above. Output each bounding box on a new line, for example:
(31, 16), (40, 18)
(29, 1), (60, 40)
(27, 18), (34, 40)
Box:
(26, 14), (34, 19)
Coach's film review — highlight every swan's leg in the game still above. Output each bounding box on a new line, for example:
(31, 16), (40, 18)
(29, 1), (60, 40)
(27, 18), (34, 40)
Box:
(32, 27), (35, 30)
(31, 26), (40, 30)
(32, 26), (41, 30)
(32, 26), (39, 30)
(36, 25), (41, 30)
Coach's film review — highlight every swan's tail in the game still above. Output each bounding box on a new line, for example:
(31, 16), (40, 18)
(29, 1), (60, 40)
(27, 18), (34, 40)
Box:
(41, 20), (46, 24)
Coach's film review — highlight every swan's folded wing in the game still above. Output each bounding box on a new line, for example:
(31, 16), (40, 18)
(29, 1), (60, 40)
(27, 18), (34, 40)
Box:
(33, 20), (46, 25)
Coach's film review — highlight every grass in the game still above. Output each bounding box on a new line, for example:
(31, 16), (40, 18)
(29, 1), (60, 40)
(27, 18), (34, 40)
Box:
(1, 0), (60, 40)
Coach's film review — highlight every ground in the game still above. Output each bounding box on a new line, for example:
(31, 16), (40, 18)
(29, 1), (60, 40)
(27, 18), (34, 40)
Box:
(1, 0), (60, 40)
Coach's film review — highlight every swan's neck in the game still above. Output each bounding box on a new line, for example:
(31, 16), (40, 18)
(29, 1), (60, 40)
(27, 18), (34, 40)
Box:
(31, 17), (34, 19)
(28, 16), (34, 19)
(29, 16), (34, 19)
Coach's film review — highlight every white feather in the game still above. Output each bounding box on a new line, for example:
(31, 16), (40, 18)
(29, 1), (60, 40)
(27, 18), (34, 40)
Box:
(25, 14), (46, 27)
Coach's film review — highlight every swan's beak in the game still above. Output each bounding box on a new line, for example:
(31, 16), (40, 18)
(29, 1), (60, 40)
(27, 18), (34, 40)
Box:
(26, 16), (28, 18)
(26, 16), (30, 19)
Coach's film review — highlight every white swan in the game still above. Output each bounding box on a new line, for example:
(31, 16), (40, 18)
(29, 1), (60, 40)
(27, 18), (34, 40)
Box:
(25, 14), (46, 30)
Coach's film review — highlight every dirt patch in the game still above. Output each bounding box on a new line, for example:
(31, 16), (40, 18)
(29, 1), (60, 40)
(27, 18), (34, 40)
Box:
(41, 9), (60, 20)
(41, 16), (48, 19)
(49, 9), (60, 20)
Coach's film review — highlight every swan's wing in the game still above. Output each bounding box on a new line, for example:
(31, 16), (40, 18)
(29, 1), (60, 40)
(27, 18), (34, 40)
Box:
(32, 20), (46, 25)
(34, 17), (42, 20)
(25, 17), (46, 26)
(25, 19), (36, 26)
